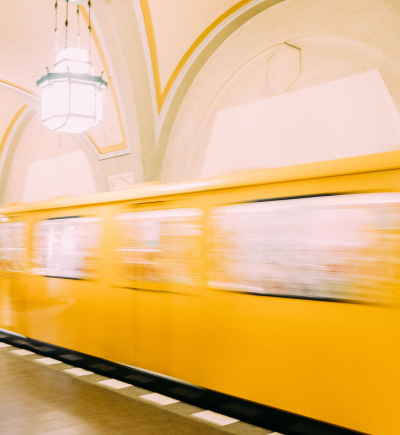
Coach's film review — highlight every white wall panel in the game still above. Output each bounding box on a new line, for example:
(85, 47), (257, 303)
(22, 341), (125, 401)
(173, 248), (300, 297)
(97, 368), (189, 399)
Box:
(201, 70), (400, 177)
(22, 150), (97, 203)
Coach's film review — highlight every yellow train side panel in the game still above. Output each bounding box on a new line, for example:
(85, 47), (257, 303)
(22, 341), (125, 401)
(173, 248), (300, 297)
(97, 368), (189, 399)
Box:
(1, 155), (400, 433)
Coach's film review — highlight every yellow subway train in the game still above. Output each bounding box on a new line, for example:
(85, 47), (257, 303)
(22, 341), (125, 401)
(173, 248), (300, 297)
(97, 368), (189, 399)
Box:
(1, 151), (400, 434)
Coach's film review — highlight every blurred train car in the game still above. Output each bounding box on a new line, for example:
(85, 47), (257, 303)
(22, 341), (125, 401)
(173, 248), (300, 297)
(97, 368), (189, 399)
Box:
(1, 150), (400, 434)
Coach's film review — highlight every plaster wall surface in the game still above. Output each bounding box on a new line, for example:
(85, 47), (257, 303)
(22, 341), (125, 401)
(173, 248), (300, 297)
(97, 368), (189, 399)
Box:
(2, 0), (400, 201)
(22, 150), (98, 203)
(201, 70), (400, 177)
(161, 0), (400, 182)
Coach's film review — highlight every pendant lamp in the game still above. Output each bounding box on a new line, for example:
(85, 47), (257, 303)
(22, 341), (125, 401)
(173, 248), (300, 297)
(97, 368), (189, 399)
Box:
(37, 0), (107, 134)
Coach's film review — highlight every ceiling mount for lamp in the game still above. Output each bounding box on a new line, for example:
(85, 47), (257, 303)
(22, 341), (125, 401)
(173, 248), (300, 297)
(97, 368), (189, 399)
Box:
(37, 0), (108, 134)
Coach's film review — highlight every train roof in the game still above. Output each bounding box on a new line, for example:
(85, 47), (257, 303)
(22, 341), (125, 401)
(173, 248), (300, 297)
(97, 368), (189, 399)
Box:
(1, 149), (400, 215)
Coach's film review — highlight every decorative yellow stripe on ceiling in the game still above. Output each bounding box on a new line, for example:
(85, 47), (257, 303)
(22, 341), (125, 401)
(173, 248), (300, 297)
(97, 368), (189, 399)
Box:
(0, 105), (28, 158)
(141, 0), (253, 114)
(0, 80), (37, 97)
(80, 6), (128, 155)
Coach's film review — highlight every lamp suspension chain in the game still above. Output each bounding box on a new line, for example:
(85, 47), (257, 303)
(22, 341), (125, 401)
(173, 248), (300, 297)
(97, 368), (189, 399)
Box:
(65, 0), (69, 49)
(77, 5), (80, 49)
(88, 0), (92, 60)
(55, 0), (58, 54)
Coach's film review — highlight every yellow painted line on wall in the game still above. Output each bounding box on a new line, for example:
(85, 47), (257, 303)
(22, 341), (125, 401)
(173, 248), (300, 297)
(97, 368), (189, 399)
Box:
(0, 105), (28, 158)
(0, 80), (37, 97)
(85, 132), (127, 155)
(80, 6), (128, 155)
(141, 0), (253, 113)
(140, 0), (162, 114)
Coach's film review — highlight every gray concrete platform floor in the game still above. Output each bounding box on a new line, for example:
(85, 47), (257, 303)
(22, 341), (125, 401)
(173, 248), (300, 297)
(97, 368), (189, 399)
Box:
(0, 349), (229, 435)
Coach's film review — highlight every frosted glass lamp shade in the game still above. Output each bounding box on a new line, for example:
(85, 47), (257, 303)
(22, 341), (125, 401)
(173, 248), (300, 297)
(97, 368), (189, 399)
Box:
(37, 49), (107, 134)
(54, 47), (92, 75)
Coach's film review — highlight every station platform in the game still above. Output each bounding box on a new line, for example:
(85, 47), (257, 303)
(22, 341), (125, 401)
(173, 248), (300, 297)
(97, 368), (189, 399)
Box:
(0, 339), (276, 435)
(0, 331), (365, 435)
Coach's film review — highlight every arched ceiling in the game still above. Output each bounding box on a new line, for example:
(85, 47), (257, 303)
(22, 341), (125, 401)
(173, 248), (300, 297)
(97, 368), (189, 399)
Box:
(0, 0), (285, 199)
(0, 0), (398, 203)
(0, 0), (262, 139)
(0, 0), (130, 160)
(141, 0), (250, 111)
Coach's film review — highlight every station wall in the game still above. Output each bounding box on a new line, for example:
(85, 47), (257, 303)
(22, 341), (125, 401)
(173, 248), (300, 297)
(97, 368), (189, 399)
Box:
(1, 0), (400, 201)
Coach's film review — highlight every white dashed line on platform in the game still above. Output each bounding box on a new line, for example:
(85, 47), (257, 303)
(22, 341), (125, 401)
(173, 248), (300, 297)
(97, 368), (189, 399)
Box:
(64, 368), (93, 376)
(35, 357), (62, 365)
(140, 393), (180, 406)
(97, 379), (132, 389)
(191, 410), (239, 426)
(11, 349), (34, 356)
(0, 341), (275, 434)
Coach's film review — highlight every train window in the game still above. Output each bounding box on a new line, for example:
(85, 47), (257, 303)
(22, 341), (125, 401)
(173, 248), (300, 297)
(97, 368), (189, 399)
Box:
(115, 209), (202, 284)
(208, 193), (400, 304)
(0, 222), (27, 273)
(34, 217), (102, 279)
